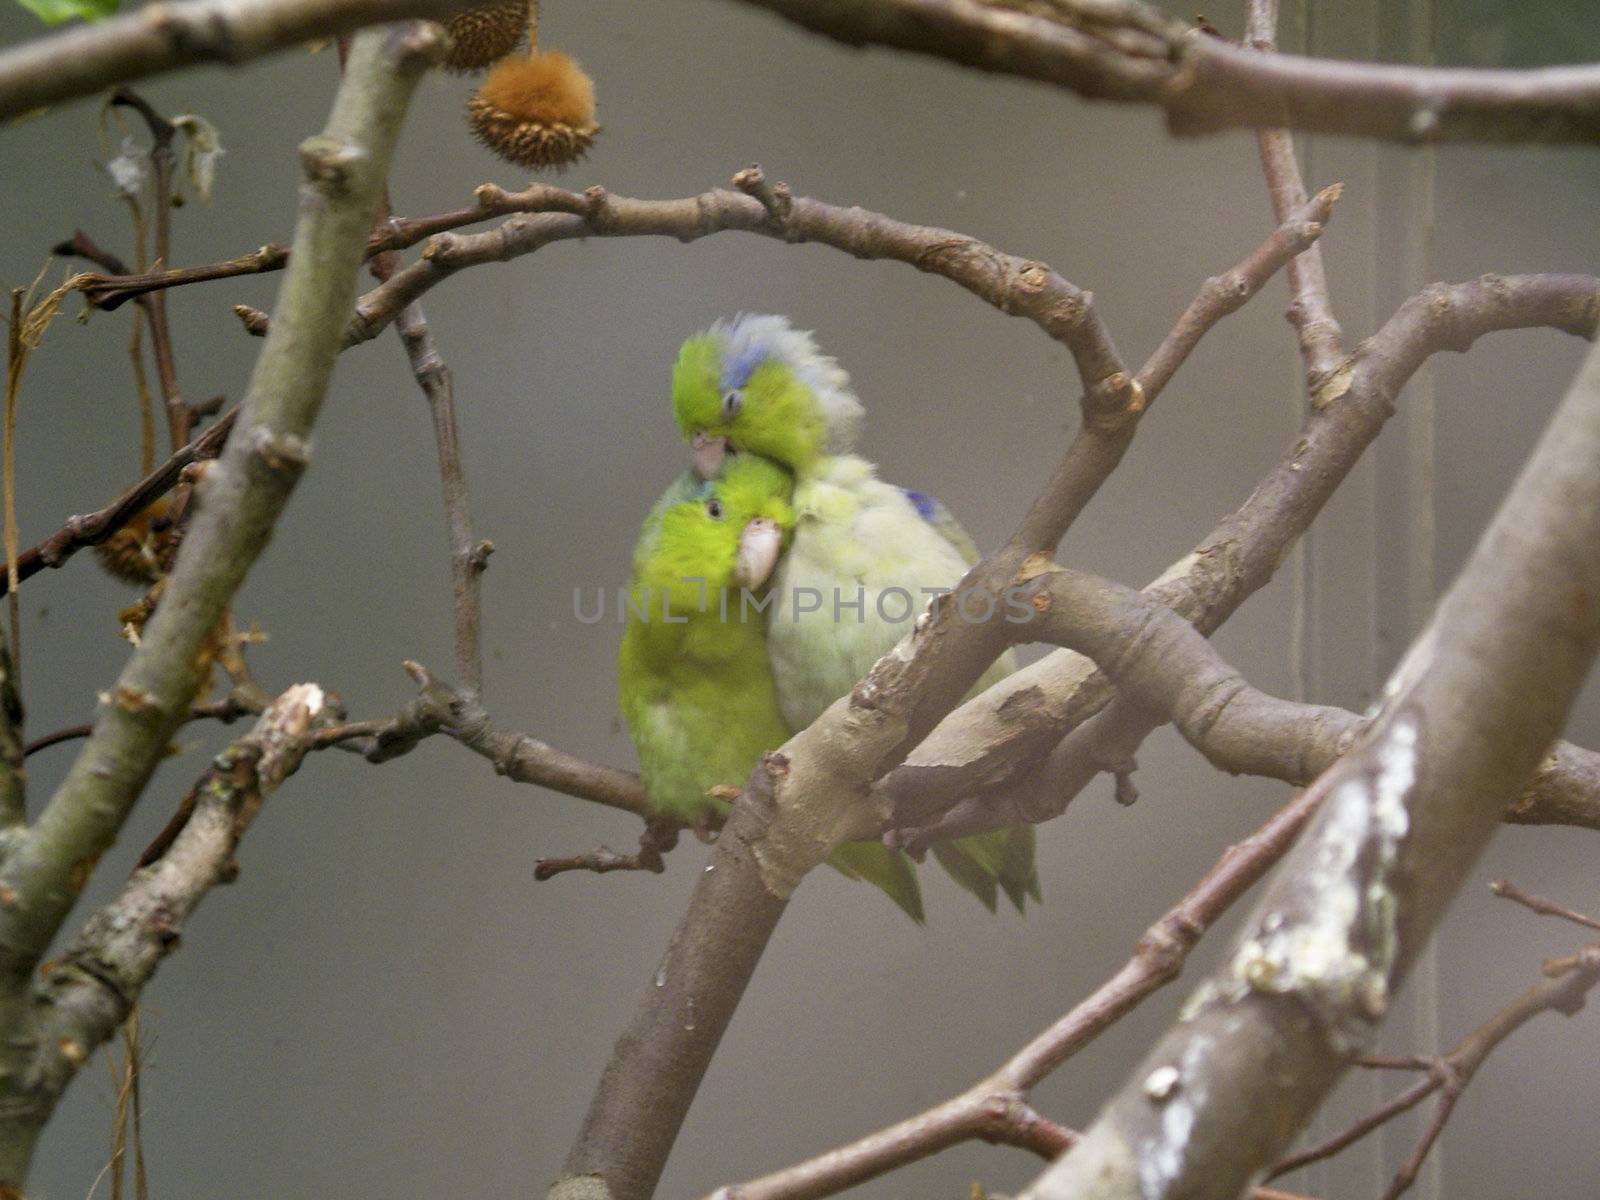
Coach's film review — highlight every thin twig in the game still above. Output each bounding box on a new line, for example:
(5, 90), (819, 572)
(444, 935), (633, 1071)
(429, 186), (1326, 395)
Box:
(366, 193), (489, 693)
(1246, 1), (1346, 392)
(1267, 940), (1600, 1195)
(534, 820), (680, 881)
(1489, 879), (1600, 932)
(0, 406), (236, 598)
(109, 89), (191, 451)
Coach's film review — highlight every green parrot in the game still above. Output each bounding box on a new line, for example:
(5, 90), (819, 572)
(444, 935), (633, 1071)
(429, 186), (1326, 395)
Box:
(617, 454), (926, 921)
(671, 314), (1040, 912)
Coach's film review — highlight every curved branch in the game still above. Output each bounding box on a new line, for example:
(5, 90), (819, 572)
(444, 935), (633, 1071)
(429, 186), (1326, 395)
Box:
(335, 173), (1127, 395)
(884, 271), (1600, 823)
(729, 0), (1600, 144)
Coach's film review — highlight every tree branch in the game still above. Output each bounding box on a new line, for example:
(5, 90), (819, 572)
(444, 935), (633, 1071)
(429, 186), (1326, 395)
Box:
(1488, 878), (1600, 932)
(1267, 930), (1600, 1197)
(0, 407), (236, 598)
(366, 199), (490, 693)
(0, 0), (470, 120)
(727, 0), (1600, 144)
(0, 22), (442, 1101)
(1246, 0), (1346, 392)
(883, 271), (1600, 826)
(316, 172), (1128, 395)
(0, 685), (327, 1179)
(326, 661), (652, 821)
(1018, 334), (1600, 1198)
(705, 785), (1326, 1200)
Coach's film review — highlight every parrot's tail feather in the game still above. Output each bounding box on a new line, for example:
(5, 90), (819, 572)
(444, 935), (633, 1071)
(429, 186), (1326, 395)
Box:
(931, 838), (1000, 913)
(829, 841), (926, 924)
(931, 827), (1040, 915)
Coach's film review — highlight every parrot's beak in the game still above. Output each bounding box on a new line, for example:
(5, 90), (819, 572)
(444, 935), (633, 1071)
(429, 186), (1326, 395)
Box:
(734, 517), (783, 590)
(692, 431), (729, 480)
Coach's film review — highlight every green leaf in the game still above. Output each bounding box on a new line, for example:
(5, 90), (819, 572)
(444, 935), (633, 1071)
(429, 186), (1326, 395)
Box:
(16, 0), (119, 26)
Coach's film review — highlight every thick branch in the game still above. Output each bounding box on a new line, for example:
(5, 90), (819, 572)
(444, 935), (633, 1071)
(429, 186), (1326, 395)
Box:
(884, 272), (1600, 823)
(0, 686), (326, 1181)
(1021, 335), (1600, 1198)
(729, 0), (1600, 144)
(0, 26), (441, 988)
(900, 564), (1600, 842)
(0, 0), (469, 120)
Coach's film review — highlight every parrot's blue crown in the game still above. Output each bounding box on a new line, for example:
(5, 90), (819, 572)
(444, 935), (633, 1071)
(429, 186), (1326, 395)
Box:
(709, 313), (866, 454)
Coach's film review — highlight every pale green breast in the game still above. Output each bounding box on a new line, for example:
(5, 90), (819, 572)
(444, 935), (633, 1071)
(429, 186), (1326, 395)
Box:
(767, 455), (1017, 731)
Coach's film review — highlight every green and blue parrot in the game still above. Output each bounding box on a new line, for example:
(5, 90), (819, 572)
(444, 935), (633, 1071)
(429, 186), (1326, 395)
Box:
(670, 314), (1039, 912)
(617, 454), (926, 920)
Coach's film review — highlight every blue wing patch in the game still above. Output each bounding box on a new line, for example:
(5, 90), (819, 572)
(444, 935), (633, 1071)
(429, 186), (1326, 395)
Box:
(902, 488), (939, 522)
(901, 487), (982, 566)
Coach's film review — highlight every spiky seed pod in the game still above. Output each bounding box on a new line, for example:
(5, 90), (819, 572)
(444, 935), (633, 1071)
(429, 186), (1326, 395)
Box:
(442, 0), (529, 73)
(467, 50), (598, 171)
(94, 497), (178, 586)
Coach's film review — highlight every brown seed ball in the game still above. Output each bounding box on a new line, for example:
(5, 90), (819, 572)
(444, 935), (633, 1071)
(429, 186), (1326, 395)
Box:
(93, 497), (178, 586)
(442, 0), (529, 73)
(467, 50), (599, 171)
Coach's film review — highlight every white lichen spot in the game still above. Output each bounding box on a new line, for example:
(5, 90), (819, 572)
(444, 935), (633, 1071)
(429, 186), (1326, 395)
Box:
(287, 682), (325, 718)
(1140, 1100), (1194, 1198)
(1144, 1065), (1180, 1102)
(1138, 1036), (1211, 1198)
(105, 136), (149, 198)
(1226, 716), (1418, 1049)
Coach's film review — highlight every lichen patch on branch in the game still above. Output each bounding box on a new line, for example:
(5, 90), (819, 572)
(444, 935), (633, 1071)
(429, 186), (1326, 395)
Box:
(1219, 716), (1417, 1050)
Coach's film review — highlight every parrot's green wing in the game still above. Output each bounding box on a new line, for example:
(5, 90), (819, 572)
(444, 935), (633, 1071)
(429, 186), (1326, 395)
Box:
(828, 841), (925, 923)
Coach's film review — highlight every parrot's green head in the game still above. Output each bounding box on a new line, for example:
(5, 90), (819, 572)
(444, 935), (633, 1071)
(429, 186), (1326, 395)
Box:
(672, 314), (865, 479)
(636, 455), (795, 615)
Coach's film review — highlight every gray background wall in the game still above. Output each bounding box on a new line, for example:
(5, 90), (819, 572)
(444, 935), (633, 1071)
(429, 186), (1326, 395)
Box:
(0, 1), (1597, 1197)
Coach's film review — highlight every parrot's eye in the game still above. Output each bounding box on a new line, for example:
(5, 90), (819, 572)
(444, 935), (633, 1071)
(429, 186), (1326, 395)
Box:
(705, 499), (724, 520)
(721, 389), (743, 419)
